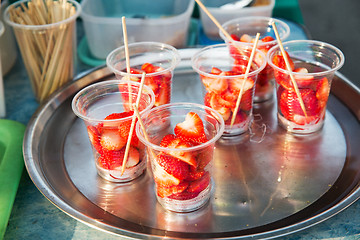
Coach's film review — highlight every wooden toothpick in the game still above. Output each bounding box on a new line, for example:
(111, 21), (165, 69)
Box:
(121, 72), (146, 175)
(122, 16), (133, 107)
(271, 21), (308, 118)
(230, 33), (260, 127)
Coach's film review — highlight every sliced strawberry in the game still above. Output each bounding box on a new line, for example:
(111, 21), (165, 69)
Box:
(156, 154), (190, 181)
(100, 129), (126, 151)
(98, 147), (140, 170)
(153, 160), (181, 187)
(174, 112), (208, 145)
(87, 125), (102, 153)
(239, 89), (253, 112)
(155, 80), (171, 106)
(293, 67), (314, 88)
(197, 145), (214, 171)
(104, 111), (133, 120)
(200, 72), (228, 94)
(227, 76), (254, 93)
(157, 182), (189, 198)
(315, 77), (330, 103)
(240, 34), (253, 43)
(210, 67), (222, 75)
(187, 171), (210, 194)
(207, 92), (231, 121)
(230, 34), (240, 41)
(160, 134), (197, 168)
(186, 168), (206, 181)
(272, 51), (294, 71)
(279, 88), (321, 121)
(261, 36), (275, 42)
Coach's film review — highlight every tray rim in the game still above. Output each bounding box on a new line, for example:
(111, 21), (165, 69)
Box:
(23, 51), (360, 239)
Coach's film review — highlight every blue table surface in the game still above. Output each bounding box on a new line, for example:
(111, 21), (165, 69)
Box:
(2, 19), (360, 239)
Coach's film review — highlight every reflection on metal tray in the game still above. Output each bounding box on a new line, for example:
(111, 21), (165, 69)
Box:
(23, 49), (360, 239)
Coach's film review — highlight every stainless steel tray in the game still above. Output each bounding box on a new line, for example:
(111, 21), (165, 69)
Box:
(23, 49), (360, 239)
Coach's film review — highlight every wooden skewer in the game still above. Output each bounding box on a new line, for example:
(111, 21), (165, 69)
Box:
(121, 16), (133, 108)
(121, 72), (146, 175)
(230, 33), (260, 127)
(271, 21), (308, 118)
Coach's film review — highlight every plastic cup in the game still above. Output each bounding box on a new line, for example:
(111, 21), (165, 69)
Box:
(4, 0), (81, 103)
(136, 103), (224, 212)
(106, 42), (181, 108)
(72, 80), (155, 182)
(267, 40), (345, 134)
(191, 43), (266, 136)
(220, 17), (290, 102)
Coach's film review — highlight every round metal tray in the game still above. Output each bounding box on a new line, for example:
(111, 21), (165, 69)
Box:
(23, 49), (360, 239)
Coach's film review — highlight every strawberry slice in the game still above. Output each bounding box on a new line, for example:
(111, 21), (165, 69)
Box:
(240, 34), (253, 43)
(157, 182), (189, 198)
(87, 125), (102, 153)
(100, 129), (126, 151)
(153, 160), (181, 187)
(239, 89), (253, 112)
(224, 110), (247, 126)
(156, 154), (190, 181)
(230, 34), (240, 41)
(174, 112), (208, 145)
(293, 67), (314, 88)
(155, 80), (171, 106)
(279, 88), (321, 122)
(315, 77), (330, 104)
(227, 76), (254, 93)
(206, 92), (231, 121)
(98, 147), (139, 170)
(201, 72), (228, 94)
(187, 171), (210, 194)
(159, 134), (197, 168)
(260, 36), (275, 42)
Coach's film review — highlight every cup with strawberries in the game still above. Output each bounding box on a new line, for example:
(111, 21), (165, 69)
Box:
(136, 103), (224, 212)
(267, 40), (345, 134)
(106, 42), (180, 108)
(220, 17), (290, 102)
(191, 44), (266, 136)
(72, 80), (155, 182)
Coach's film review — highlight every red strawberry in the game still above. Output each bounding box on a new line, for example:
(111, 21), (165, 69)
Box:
(272, 51), (294, 70)
(206, 92), (231, 121)
(210, 67), (222, 75)
(156, 154), (190, 181)
(174, 112), (208, 144)
(279, 88), (321, 123)
(187, 171), (210, 194)
(100, 129), (127, 151)
(157, 182), (189, 198)
(98, 147), (139, 170)
(197, 145), (214, 171)
(87, 125), (102, 153)
(239, 89), (253, 112)
(105, 112), (134, 120)
(201, 72), (228, 94)
(153, 160), (181, 187)
(261, 36), (275, 42)
(227, 76), (254, 94)
(293, 67), (314, 88)
(155, 80), (171, 106)
(240, 34), (253, 43)
(141, 62), (156, 73)
(230, 34), (240, 41)
(315, 77), (330, 103)
(186, 168), (206, 181)
(160, 134), (197, 168)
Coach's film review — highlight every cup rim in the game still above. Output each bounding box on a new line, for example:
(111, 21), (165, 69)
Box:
(106, 41), (181, 78)
(191, 43), (267, 78)
(219, 16), (290, 47)
(136, 102), (225, 152)
(4, 0), (81, 30)
(71, 80), (155, 123)
(266, 39), (345, 77)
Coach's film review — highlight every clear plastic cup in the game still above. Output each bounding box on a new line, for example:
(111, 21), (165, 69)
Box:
(267, 40), (345, 134)
(106, 42), (181, 107)
(4, 0), (81, 103)
(191, 43), (266, 136)
(72, 80), (155, 182)
(136, 103), (224, 212)
(220, 17), (290, 102)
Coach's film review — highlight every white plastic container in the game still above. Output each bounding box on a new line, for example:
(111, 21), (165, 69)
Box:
(81, 0), (194, 59)
(199, 0), (275, 40)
